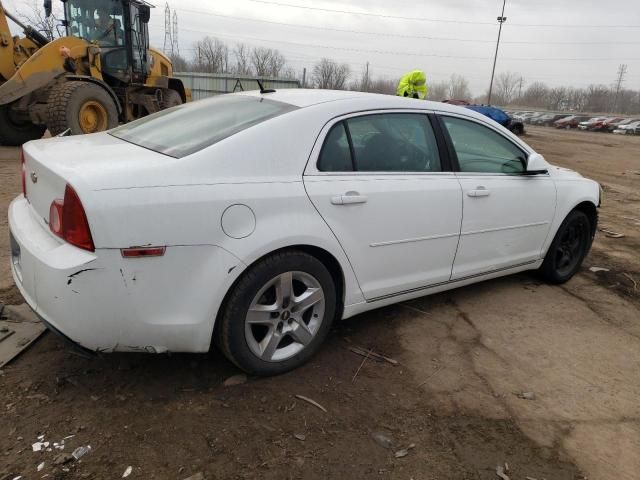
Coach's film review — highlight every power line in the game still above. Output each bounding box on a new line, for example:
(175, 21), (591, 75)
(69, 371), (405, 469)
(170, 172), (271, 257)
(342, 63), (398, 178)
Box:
(244, 0), (640, 28)
(178, 8), (640, 45)
(179, 27), (640, 62)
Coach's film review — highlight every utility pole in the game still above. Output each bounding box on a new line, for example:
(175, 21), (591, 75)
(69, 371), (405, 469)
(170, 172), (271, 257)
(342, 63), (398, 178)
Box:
(302, 67), (306, 88)
(613, 64), (627, 112)
(364, 61), (370, 92)
(518, 76), (523, 99)
(487, 0), (507, 105)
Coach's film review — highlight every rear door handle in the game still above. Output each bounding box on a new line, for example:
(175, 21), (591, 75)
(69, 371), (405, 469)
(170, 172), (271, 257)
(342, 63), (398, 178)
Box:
(331, 191), (368, 205)
(467, 186), (490, 197)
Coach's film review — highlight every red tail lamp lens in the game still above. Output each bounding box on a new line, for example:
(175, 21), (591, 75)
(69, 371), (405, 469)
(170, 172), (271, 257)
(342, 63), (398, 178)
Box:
(49, 184), (95, 252)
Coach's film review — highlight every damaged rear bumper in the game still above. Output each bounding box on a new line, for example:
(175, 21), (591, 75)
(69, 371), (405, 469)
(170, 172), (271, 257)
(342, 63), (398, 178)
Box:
(9, 196), (244, 354)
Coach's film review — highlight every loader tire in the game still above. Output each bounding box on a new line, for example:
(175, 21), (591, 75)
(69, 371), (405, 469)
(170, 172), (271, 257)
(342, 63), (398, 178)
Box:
(161, 89), (182, 109)
(0, 104), (46, 146)
(47, 81), (118, 136)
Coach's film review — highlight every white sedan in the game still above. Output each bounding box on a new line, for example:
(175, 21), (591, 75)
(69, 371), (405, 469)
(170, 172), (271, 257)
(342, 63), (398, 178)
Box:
(9, 90), (600, 375)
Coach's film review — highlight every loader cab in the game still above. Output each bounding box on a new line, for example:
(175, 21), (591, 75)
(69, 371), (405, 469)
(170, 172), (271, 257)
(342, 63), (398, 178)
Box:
(61, 0), (152, 85)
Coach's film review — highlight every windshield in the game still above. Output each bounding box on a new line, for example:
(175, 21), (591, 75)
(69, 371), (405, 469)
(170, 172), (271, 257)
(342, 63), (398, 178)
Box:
(65, 0), (125, 47)
(109, 95), (298, 158)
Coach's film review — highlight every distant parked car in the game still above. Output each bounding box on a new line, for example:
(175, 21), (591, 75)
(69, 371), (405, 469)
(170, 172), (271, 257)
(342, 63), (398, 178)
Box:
(578, 117), (609, 131)
(555, 115), (590, 129)
(535, 114), (571, 126)
(613, 120), (640, 135)
(589, 117), (625, 132)
(524, 112), (547, 124)
(465, 105), (525, 135)
(608, 118), (640, 132)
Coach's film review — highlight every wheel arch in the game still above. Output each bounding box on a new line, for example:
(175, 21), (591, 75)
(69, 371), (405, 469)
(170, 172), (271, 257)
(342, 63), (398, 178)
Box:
(211, 244), (347, 348)
(63, 75), (122, 116)
(167, 78), (187, 103)
(572, 200), (598, 238)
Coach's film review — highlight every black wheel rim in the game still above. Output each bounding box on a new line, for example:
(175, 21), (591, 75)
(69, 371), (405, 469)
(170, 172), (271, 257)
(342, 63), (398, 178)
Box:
(554, 217), (589, 277)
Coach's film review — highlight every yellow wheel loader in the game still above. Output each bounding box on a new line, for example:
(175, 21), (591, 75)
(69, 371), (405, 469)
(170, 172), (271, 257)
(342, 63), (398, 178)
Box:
(0, 0), (189, 146)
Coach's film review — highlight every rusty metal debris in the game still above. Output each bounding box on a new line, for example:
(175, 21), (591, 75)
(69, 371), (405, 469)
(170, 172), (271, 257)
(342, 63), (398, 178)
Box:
(294, 394), (327, 413)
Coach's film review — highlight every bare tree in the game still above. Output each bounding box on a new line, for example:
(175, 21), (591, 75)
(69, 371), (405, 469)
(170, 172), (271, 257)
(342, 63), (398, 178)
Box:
(15, 0), (62, 41)
(428, 81), (449, 101)
(448, 74), (471, 100)
(368, 77), (396, 95)
(521, 81), (548, 108)
(251, 47), (286, 77)
(169, 53), (189, 72)
(546, 87), (567, 110)
(312, 58), (350, 90)
(494, 71), (521, 104)
(194, 37), (229, 73)
(232, 43), (252, 75)
(584, 84), (611, 112)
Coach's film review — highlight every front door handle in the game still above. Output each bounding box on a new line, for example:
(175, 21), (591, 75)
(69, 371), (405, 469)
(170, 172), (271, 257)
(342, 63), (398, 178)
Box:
(467, 186), (490, 198)
(331, 191), (368, 205)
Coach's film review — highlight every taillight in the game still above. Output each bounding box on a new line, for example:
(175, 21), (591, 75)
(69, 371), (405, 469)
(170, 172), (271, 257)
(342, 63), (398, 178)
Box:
(21, 150), (27, 200)
(49, 184), (95, 252)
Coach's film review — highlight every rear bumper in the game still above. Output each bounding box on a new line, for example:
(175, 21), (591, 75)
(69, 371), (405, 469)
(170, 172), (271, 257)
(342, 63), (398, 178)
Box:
(9, 196), (244, 353)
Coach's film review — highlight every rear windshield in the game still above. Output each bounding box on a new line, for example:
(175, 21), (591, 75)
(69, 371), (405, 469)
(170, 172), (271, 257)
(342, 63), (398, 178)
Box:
(109, 95), (298, 158)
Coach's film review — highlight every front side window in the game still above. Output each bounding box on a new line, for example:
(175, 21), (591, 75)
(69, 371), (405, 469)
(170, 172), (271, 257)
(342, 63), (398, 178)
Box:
(317, 113), (442, 173)
(441, 116), (526, 174)
(110, 95), (297, 158)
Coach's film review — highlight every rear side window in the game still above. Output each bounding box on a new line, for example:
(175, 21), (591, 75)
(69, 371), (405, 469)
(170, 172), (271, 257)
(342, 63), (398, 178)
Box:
(318, 123), (353, 171)
(110, 95), (297, 158)
(317, 113), (442, 173)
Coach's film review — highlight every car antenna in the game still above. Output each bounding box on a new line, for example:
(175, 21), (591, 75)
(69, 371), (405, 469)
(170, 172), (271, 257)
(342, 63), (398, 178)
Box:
(256, 79), (276, 94)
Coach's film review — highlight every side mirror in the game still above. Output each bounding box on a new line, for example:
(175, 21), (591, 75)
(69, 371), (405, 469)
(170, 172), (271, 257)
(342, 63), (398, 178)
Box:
(44, 0), (52, 17)
(525, 152), (548, 175)
(139, 5), (151, 23)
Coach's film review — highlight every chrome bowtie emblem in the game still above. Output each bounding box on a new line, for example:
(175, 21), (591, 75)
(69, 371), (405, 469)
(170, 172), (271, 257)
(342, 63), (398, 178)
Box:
(30, 171), (38, 183)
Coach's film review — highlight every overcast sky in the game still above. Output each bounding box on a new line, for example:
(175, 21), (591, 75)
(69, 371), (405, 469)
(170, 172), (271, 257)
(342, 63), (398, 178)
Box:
(6, 0), (640, 95)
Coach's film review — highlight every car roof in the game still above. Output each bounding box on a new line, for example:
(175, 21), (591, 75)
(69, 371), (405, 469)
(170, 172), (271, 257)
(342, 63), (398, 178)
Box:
(235, 88), (478, 116)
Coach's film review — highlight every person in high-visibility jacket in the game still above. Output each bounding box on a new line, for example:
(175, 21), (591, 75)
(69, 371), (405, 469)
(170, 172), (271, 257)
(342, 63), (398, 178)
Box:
(396, 70), (428, 99)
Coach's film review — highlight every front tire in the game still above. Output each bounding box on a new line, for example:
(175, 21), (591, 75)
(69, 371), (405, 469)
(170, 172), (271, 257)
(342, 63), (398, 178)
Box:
(0, 104), (46, 146)
(218, 251), (337, 376)
(47, 81), (118, 136)
(538, 210), (592, 284)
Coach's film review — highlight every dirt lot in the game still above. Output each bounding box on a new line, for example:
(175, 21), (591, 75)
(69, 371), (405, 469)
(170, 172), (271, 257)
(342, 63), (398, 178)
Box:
(1, 126), (639, 480)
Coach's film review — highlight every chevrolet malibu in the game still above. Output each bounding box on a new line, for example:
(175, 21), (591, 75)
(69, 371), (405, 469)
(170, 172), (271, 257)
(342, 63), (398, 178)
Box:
(9, 90), (600, 375)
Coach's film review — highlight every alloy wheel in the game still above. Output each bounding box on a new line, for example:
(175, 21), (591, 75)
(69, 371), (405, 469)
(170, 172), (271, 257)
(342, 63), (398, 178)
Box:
(244, 271), (325, 362)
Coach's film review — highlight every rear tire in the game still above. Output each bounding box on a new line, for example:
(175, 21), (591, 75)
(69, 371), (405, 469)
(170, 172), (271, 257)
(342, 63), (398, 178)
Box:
(217, 251), (337, 376)
(538, 210), (592, 284)
(161, 89), (182, 109)
(0, 104), (46, 146)
(47, 81), (118, 136)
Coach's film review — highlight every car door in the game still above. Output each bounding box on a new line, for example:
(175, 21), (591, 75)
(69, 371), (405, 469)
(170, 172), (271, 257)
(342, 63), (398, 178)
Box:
(438, 114), (556, 280)
(304, 111), (462, 301)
